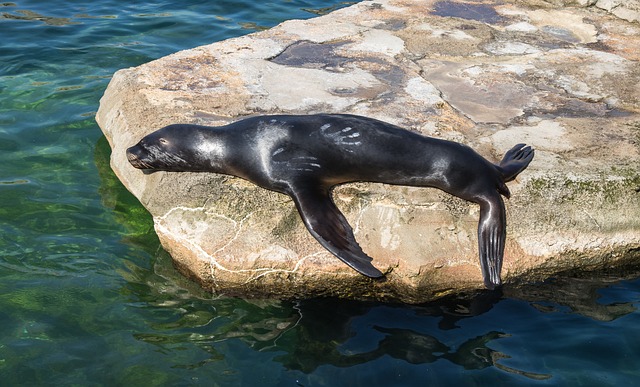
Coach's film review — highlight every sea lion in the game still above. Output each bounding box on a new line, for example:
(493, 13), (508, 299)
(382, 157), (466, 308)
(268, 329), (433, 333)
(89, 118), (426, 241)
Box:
(126, 114), (534, 289)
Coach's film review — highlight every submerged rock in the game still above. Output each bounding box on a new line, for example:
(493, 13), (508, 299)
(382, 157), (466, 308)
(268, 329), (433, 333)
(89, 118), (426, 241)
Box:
(96, 0), (640, 303)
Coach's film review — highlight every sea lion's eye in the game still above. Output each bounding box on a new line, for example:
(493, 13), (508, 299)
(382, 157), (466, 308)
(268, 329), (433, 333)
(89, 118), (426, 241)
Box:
(159, 138), (168, 145)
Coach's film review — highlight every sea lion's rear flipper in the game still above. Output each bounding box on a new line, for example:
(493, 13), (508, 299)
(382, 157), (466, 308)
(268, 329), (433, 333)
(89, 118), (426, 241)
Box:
(477, 194), (506, 290)
(498, 143), (534, 183)
(288, 185), (384, 278)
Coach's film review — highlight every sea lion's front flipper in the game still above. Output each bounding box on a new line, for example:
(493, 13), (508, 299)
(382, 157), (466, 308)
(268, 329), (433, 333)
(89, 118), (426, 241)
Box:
(288, 185), (384, 278)
(477, 194), (506, 290)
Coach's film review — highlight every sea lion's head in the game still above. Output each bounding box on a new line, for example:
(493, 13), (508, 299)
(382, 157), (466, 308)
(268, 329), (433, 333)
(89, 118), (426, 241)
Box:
(126, 124), (217, 173)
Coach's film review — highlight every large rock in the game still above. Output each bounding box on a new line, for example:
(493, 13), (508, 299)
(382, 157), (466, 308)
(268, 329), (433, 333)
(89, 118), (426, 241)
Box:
(96, 0), (640, 303)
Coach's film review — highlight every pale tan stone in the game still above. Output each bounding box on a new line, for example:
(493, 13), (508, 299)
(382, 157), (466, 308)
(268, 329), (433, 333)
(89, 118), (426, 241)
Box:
(96, 0), (640, 303)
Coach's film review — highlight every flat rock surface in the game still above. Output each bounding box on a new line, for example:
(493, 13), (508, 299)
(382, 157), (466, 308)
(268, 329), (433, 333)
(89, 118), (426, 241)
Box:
(97, 0), (640, 303)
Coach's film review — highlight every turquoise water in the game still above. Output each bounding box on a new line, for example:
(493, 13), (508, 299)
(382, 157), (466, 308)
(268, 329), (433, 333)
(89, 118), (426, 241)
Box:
(1, 0), (640, 385)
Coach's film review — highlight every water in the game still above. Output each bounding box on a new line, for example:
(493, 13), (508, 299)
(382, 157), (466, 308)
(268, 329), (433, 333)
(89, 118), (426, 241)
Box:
(1, 0), (640, 385)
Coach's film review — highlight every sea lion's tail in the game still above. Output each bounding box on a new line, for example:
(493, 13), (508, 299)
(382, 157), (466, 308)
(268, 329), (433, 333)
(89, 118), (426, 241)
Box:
(496, 143), (534, 183)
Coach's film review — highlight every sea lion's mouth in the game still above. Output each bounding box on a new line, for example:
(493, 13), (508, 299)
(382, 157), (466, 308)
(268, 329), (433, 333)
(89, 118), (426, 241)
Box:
(126, 148), (152, 170)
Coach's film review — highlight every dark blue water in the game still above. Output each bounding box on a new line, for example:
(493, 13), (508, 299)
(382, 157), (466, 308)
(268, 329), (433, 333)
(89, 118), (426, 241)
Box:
(1, 1), (640, 385)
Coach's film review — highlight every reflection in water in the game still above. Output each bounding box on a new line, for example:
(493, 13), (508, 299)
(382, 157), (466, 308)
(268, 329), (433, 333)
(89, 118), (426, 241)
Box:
(274, 297), (551, 380)
(414, 288), (503, 330)
(121, 272), (639, 381)
(132, 295), (300, 364)
(506, 272), (639, 321)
